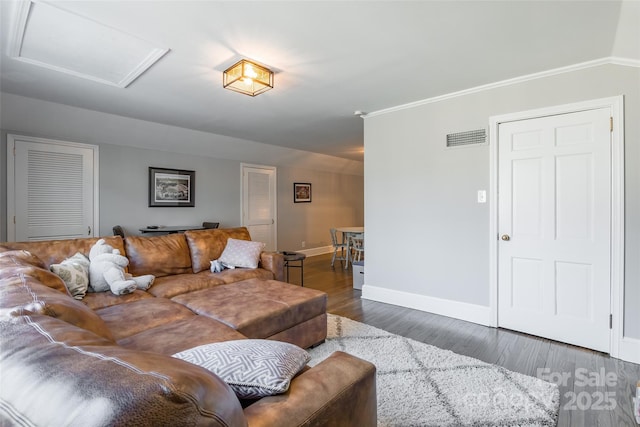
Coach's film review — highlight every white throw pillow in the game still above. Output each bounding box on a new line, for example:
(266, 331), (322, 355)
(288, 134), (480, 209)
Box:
(218, 238), (265, 269)
(172, 339), (310, 399)
(50, 252), (91, 300)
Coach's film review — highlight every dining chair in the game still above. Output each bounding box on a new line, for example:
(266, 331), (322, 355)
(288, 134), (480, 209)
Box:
(349, 232), (365, 263)
(329, 228), (348, 268)
(202, 222), (220, 229)
(112, 225), (125, 238)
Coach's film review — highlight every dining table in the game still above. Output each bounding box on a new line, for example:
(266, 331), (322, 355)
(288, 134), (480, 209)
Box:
(335, 226), (364, 269)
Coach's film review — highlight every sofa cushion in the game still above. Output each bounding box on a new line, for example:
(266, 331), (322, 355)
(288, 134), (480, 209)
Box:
(268, 314), (328, 350)
(50, 252), (91, 300)
(0, 315), (246, 427)
(0, 254), (70, 295)
(82, 289), (154, 311)
(171, 279), (327, 339)
(146, 272), (226, 299)
(172, 340), (310, 399)
(184, 227), (252, 273)
(209, 267), (274, 284)
(218, 239), (265, 269)
(1, 237), (125, 270)
(125, 234), (193, 277)
(3, 275), (115, 341)
(119, 316), (247, 355)
(0, 249), (47, 269)
(1, 275), (57, 305)
(95, 298), (196, 341)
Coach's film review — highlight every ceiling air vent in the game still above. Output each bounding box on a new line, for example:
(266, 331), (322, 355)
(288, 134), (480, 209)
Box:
(446, 129), (486, 148)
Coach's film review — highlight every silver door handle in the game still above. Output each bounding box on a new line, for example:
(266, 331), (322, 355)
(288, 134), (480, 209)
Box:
(501, 234), (510, 241)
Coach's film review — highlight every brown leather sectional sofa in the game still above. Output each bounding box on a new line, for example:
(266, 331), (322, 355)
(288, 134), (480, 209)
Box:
(0, 227), (376, 426)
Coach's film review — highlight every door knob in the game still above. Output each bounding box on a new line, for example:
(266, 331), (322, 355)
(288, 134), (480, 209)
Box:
(501, 234), (510, 241)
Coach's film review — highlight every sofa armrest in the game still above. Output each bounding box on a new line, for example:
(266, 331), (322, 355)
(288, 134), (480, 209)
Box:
(259, 252), (285, 281)
(0, 315), (248, 427)
(243, 351), (376, 427)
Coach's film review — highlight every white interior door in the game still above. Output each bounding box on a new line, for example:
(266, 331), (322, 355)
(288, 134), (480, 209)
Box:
(7, 134), (98, 241)
(497, 108), (611, 352)
(241, 164), (277, 251)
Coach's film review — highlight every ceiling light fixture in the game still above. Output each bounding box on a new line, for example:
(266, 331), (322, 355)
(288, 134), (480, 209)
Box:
(223, 59), (273, 97)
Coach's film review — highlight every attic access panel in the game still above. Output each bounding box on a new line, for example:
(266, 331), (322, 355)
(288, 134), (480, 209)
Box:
(8, 1), (169, 88)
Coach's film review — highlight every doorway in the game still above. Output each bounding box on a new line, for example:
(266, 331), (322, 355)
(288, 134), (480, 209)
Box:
(241, 163), (277, 251)
(489, 97), (624, 355)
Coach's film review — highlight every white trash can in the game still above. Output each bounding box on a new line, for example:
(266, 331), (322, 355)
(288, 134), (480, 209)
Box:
(352, 261), (364, 290)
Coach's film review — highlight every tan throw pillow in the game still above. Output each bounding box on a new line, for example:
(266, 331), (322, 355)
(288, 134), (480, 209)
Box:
(50, 252), (91, 300)
(218, 238), (265, 269)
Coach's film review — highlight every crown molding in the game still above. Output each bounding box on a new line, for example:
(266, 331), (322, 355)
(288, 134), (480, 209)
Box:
(608, 56), (640, 68)
(364, 57), (640, 118)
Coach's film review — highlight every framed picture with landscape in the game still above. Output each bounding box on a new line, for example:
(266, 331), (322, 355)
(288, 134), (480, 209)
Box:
(293, 182), (311, 203)
(149, 167), (195, 207)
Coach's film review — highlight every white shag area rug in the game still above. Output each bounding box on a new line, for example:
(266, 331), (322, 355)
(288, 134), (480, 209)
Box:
(308, 315), (559, 427)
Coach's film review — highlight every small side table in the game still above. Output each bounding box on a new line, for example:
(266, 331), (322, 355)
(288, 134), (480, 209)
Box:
(281, 251), (306, 286)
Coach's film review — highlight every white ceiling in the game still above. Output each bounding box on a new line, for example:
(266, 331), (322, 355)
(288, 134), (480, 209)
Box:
(1, 1), (639, 162)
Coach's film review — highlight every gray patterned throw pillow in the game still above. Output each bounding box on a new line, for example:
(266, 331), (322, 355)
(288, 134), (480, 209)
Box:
(50, 252), (90, 299)
(172, 339), (310, 399)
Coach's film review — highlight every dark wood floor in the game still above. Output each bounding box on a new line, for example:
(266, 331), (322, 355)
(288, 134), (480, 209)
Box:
(295, 253), (640, 427)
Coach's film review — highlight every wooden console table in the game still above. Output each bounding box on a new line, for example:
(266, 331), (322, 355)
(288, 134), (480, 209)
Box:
(139, 225), (205, 234)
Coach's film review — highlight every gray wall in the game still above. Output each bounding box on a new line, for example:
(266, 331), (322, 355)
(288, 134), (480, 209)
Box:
(364, 63), (640, 339)
(0, 95), (363, 251)
(278, 167), (364, 251)
(98, 143), (242, 235)
(100, 144), (365, 247)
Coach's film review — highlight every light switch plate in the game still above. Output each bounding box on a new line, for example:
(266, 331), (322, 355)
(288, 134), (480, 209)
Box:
(477, 190), (487, 203)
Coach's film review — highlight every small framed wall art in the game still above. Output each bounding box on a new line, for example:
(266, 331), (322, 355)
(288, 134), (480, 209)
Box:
(293, 182), (312, 203)
(149, 167), (195, 207)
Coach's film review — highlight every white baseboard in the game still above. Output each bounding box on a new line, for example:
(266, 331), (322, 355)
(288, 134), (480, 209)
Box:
(362, 285), (640, 363)
(298, 245), (334, 257)
(362, 285), (492, 327)
(619, 336), (640, 364)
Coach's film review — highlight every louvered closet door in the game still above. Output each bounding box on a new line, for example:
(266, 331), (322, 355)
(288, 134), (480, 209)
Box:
(12, 137), (96, 241)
